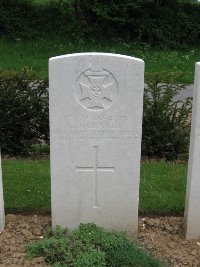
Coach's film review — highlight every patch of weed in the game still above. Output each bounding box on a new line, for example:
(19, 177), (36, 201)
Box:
(25, 223), (164, 267)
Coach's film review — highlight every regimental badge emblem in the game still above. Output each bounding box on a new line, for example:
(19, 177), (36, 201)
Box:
(75, 69), (118, 111)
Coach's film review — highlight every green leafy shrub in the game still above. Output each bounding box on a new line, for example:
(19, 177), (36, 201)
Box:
(25, 223), (163, 267)
(142, 74), (192, 160)
(0, 69), (49, 155)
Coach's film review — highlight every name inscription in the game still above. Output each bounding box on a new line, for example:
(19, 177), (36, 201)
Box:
(52, 113), (140, 144)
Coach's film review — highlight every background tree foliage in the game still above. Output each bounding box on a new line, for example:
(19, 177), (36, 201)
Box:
(0, 0), (200, 48)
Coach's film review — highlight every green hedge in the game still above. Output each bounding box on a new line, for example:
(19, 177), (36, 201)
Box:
(0, 70), (49, 155)
(142, 74), (192, 160)
(0, 0), (200, 48)
(0, 71), (192, 159)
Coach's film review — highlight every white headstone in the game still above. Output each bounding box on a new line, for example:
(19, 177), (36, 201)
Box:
(49, 53), (144, 233)
(185, 62), (200, 240)
(0, 149), (5, 231)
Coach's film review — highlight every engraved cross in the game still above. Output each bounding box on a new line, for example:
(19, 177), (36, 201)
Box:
(76, 146), (115, 208)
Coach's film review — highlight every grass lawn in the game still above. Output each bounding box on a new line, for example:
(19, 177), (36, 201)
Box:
(2, 159), (50, 212)
(2, 159), (187, 214)
(140, 161), (187, 214)
(0, 37), (199, 84)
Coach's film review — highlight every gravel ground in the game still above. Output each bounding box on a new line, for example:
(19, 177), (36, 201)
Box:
(0, 214), (199, 266)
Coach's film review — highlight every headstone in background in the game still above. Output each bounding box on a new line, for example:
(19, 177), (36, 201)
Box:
(185, 62), (200, 240)
(49, 53), (144, 233)
(0, 149), (5, 231)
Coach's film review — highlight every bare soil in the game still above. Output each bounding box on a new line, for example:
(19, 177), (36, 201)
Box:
(0, 214), (199, 267)
(136, 216), (200, 267)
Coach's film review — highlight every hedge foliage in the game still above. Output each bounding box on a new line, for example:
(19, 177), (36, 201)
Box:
(0, 0), (200, 48)
(0, 70), (49, 155)
(0, 71), (192, 159)
(142, 74), (192, 160)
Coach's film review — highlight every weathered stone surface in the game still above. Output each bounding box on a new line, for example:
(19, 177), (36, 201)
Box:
(185, 62), (200, 240)
(0, 150), (4, 231)
(49, 53), (144, 233)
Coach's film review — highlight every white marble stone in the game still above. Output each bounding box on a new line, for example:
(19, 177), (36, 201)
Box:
(185, 62), (200, 240)
(0, 150), (5, 231)
(49, 53), (144, 233)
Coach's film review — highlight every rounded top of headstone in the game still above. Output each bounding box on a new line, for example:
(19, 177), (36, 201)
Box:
(49, 52), (144, 63)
